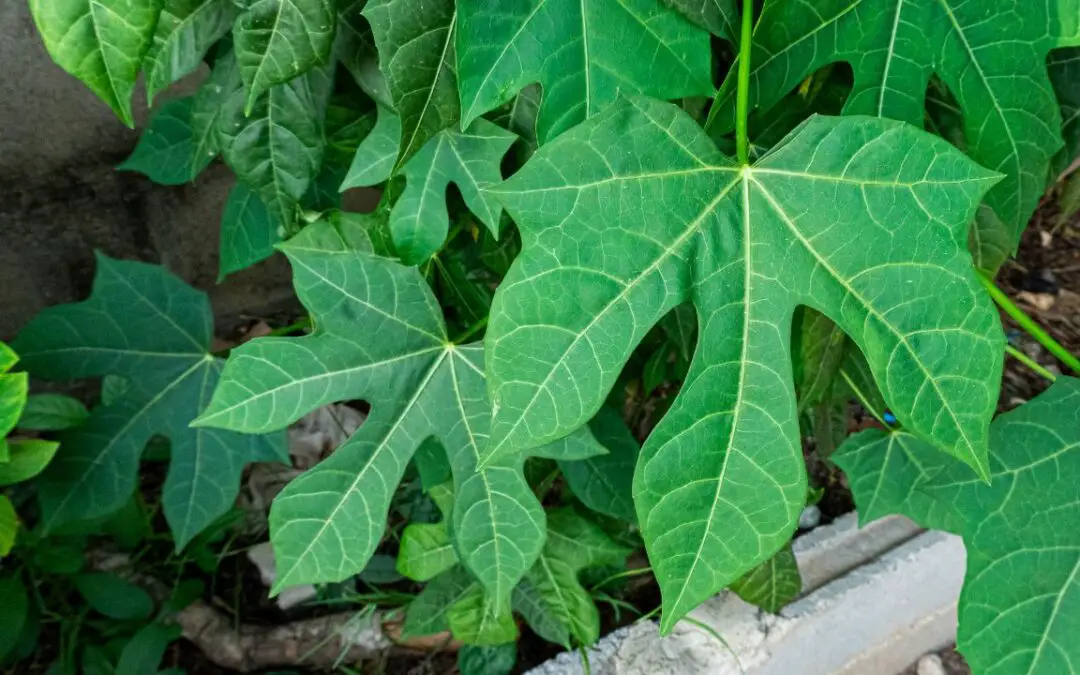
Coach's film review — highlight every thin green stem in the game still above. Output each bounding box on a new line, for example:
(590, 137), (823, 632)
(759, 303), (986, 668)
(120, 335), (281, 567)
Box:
(977, 271), (1080, 374)
(839, 368), (891, 429)
(589, 566), (653, 592)
(452, 316), (488, 344)
(265, 316), (312, 338)
(579, 647), (593, 675)
(735, 0), (754, 165)
(1005, 344), (1057, 382)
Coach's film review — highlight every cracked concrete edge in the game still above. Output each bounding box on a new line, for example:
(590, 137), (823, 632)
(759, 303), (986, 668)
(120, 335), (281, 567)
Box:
(525, 515), (950, 675)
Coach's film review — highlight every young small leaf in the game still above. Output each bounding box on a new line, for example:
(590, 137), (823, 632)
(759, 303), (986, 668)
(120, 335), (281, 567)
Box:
(458, 643), (516, 675)
(144, 0), (237, 103)
(403, 566), (476, 638)
(12, 256), (285, 547)
(397, 522), (456, 581)
(0, 497), (16, 557)
(0, 440), (60, 486)
(28, 0), (163, 127)
(18, 394), (90, 431)
(341, 104), (400, 189)
(729, 543), (801, 613)
(360, 120), (516, 264)
(456, 0), (713, 143)
(234, 0), (336, 114)
(218, 183), (281, 280)
(560, 407), (638, 523)
(484, 97), (1003, 630)
(74, 573), (154, 620)
(118, 97), (214, 185)
(116, 623), (182, 675)
(448, 585), (518, 646)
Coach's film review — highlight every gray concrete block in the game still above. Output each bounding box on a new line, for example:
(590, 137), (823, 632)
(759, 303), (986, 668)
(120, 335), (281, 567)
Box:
(526, 517), (958, 675)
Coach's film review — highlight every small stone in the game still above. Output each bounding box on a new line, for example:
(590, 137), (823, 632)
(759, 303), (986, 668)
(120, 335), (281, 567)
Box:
(798, 505), (821, 530)
(917, 653), (947, 675)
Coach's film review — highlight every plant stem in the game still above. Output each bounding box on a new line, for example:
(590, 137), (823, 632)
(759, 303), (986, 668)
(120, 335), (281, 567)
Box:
(1005, 344), (1057, 382)
(839, 368), (891, 429)
(452, 316), (488, 344)
(735, 0), (754, 165)
(976, 271), (1080, 374)
(265, 316), (312, 338)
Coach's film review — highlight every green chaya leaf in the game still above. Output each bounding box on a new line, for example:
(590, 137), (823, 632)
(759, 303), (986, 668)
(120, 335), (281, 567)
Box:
(143, 0), (237, 103)
(484, 96), (1004, 630)
(344, 117), (515, 264)
(74, 572), (154, 620)
(118, 97), (214, 185)
(458, 643), (516, 675)
(363, 0), (458, 171)
(12, 255), (286, 548)
(449, 584), (518, 646)
(708, 0), (1080, 273)
(0, 440), (60, 486)
(398, 521), (457, 581)
(116, 623), (182, 675)
(341, 104), (400, 189)
(456, 0), (713, 144)
(18, 394), (90, 431)
(28, 0), (163, 127)
(795, 308), (848, 411)
(234, 0), (335, 115)
(660, 303), (697, 362)
(662, 0), (738, 40)
(402, 566), (477, 639)
(0, 342), (28, 450)
(512, 578), (571, 648)
(218, 183), (281, 280)
(435, 251), (493, 328)
(561, 407), (638, 523)
(335, 0), (391, 107)
(196, 221), (604, 613)
(729, 543), (801, 613)
(219, 55), (331, 227)
(836, 378), (1080, 674)
(523, 508), (630, 646)
(0, 577), (28, 659)
(1050, 47), (1080, 176)
(0, 497), (16, 557)
(488, 86), (542, 161)
(190, 42), (237, 170)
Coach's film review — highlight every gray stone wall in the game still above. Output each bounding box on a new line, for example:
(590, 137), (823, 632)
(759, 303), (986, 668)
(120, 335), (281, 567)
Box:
(0, 1), (296, 340)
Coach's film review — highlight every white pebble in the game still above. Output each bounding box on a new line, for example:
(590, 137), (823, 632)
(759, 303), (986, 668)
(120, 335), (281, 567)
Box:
(917, 653), (947, 675)
(798, 505), (821, 529)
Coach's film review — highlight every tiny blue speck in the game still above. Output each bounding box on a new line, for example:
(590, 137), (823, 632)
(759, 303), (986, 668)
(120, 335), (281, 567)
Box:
(883, 411), (897, 424)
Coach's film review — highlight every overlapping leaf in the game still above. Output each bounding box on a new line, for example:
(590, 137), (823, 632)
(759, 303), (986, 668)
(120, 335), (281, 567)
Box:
(662, 0), (738, 40)
(196, 221), (602, 612)
(364, 0), (458, 171)
(234, 0), (335, 114)
(485, 96), (1004, 629)
(400, 507), (628, 648)
(836, 378), (1080, 674)
(218, 53), (331, 226)
(29, 0), (163, 127)
(708, 0), (1080, 272)
(0, 343), (27, 456)
(560, 407), (638, 523)
(119, 97), (214, 185)
(456, 0), (713, 144)
(217, 184), (281, 280)
(12, 255), (286, 548)
(343, 114), (516, 264)
(144, 0), (237, 102)
(729, 543), (800, 613)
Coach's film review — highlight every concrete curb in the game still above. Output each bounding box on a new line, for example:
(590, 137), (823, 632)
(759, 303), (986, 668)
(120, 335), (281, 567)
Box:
(526, 515), (964, 675)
